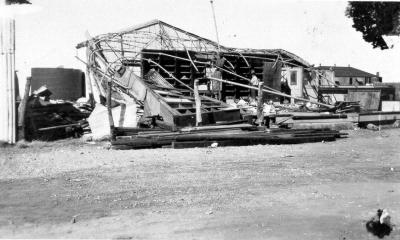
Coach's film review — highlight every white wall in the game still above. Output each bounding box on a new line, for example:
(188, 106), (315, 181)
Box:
(0, 15), (16, 144)
(282, 67), (303, 103)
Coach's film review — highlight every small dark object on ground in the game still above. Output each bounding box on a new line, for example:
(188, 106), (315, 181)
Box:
(365, 209), (392, 238)
(367, 123), (379, 131)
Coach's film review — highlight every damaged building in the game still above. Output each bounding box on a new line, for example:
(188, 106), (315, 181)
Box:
(76, 20), (327, 129)
(71, 19), (400, 149)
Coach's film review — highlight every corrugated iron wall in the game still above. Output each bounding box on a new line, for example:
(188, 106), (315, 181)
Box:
(31, 68), (85, 101)
(0, 17), (16, 144)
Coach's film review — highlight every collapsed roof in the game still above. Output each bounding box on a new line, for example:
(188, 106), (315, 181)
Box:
(76, 19), (310, 68)
(75, 19), (339, 130)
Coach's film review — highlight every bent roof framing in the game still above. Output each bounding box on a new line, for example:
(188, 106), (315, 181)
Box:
(77, 19), (310, 68)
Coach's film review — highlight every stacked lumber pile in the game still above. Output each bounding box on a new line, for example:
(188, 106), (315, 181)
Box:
(275, 112), (355, 130)
(111, 124), (346, 149)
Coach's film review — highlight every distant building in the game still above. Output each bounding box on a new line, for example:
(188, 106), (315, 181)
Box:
(314, 65), (382, 86)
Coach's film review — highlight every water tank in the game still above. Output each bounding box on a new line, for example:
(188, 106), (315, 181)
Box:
(31, 68), (85, 101)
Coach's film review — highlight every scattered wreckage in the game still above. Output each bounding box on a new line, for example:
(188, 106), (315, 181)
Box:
(73, 20), (350, 149)
(23, 86), (91, 141)
(74, 19), (400, 148)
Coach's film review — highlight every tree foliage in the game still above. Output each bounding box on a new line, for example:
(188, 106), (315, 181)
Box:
(6, 0), (31, 5)
(346, 1), (400, 50)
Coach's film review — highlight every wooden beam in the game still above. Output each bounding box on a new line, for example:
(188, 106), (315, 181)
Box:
(37, 123), (80, 131)
(194, 79), (202, 126)
(107, 80), (115, 140)
(256, 82), (264, 126)
(17, 76), (31, 141)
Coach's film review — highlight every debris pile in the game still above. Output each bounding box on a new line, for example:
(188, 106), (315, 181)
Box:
(24, 86), (92, 141)
(333, 101), (361, 113)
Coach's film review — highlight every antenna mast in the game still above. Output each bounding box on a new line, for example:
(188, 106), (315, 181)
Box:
(210, 0), (221, 54)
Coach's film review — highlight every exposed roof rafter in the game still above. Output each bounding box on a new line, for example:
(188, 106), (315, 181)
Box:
(76, 19), (310, 67)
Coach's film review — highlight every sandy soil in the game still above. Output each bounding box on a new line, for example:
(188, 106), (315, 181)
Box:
(1, 129), (400, 239)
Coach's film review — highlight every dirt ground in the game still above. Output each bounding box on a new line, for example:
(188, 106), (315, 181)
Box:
(1, 128), (400, 239)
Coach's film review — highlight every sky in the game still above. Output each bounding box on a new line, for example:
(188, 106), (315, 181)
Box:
(7, 0), (400, 93)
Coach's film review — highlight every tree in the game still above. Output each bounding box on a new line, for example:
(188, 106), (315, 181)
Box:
(6, 0), (31, 4)
(345, 1), (400, 50)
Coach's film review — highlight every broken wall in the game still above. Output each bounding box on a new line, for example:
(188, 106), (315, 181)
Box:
(262, 61), (282, 102)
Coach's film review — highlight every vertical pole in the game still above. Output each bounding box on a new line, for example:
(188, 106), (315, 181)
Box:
(85, 46), (95, 107)
(256, 82), (264, 126)
(107, 80), (115, 140)
(209, 0), (221, 53)
(120, 35), (124, 57)
(11, 18), (16, 143)
(0, 8), (16, 144)
(17, 76), (31, 141)
(194, 79), (202, 126)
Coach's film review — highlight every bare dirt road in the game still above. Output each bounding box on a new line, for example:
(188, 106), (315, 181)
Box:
(1, 129), (400, 239)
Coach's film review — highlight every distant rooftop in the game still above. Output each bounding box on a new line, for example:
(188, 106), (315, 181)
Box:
(315, 66), (378, 78)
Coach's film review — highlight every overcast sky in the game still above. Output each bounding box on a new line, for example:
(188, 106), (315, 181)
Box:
(9, 0), (400, 90)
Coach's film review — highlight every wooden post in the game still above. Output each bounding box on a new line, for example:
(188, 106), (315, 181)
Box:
(85, 47), (95, 107)
(120, 35), (125, 57)
(107, 80), (115, 140)
(256, 82), (264, 126)
(17, 76), (31, 141)
(194, 79), (202, 126)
